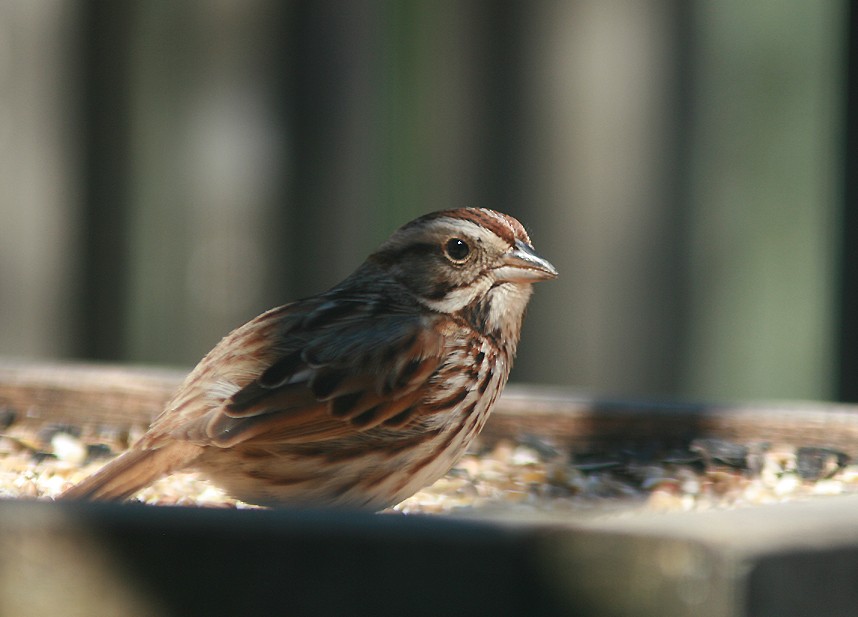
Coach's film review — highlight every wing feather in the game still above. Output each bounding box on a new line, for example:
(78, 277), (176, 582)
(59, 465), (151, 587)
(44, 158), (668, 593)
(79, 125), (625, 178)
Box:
(167, 300), (446, 449)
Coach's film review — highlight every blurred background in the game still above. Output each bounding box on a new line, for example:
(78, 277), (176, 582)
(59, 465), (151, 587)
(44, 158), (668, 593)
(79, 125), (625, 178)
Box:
(0, 1), (851, 402)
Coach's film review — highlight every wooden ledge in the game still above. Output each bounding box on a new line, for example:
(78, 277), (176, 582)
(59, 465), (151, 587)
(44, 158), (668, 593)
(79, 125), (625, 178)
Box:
(1, 358), (858, 616)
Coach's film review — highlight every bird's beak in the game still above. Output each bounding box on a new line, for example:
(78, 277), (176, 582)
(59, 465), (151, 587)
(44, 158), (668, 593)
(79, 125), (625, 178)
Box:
(495, 240), (558, 283)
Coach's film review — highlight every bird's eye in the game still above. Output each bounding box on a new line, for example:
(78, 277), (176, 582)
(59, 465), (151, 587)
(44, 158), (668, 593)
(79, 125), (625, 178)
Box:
(444, 238), (471, 262)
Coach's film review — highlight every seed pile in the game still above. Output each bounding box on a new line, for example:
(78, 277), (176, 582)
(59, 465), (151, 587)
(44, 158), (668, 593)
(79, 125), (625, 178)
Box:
(2, 424), (856, 515)
(396, 437), (856, 515)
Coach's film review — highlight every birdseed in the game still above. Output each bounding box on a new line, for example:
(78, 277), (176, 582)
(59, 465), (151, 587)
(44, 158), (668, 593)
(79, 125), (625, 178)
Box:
(2, 425), (857, 517)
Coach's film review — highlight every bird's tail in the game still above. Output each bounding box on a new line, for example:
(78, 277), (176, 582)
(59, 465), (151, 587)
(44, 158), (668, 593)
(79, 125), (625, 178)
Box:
(61, 442), (203, 502)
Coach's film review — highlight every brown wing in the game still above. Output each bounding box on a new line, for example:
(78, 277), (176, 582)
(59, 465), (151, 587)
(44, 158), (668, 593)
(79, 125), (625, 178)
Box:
(158, 300), (446, 449)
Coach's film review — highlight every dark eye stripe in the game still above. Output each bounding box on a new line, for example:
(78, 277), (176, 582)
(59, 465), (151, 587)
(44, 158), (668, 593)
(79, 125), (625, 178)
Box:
(371, 242), (437, 266)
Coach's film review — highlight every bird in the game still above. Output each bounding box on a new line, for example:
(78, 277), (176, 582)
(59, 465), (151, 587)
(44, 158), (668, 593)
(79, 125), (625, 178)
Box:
(62, 208), (557, 510)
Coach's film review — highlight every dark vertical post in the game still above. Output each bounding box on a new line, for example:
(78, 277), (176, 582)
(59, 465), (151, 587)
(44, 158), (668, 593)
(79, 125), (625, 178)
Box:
(665, 0), (696, 396)
(286, 0), (381, 297)
(73, 1), (133, 361)
(838, 1), (858, 401)
(479, 1), (527, 222)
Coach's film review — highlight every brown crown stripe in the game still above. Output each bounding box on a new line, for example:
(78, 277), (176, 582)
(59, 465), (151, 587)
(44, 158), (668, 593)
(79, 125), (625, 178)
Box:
(402, 208), (527, 247)
(442, 209), (525, 245)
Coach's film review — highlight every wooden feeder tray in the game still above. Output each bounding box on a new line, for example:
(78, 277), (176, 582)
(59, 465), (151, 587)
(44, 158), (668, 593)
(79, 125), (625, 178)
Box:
(1, 359), (858, 617)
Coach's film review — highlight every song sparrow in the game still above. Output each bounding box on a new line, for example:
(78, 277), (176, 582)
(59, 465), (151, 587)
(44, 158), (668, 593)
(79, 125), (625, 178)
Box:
(62, 208), (557, 510)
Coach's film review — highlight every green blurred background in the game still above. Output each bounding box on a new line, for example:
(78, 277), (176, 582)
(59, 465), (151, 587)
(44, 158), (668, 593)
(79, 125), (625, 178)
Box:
(0, 1), (846, 402)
